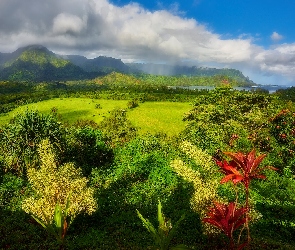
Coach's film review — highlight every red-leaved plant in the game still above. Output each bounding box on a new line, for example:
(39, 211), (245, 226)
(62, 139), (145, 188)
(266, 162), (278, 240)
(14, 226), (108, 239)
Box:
(210, 149), (277, 247)
(203, 201), (247, 249)
(217, 149), (276, 189)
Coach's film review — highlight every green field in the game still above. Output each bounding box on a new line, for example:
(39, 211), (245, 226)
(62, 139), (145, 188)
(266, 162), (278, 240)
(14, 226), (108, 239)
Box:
(0, 98), (192, 136)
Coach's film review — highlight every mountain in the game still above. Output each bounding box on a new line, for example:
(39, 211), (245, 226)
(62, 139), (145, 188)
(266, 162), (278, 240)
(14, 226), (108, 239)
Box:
(0, 52), (11, 67)
(0, 45), (101, 81)
(0, 45), (255, 84)
(63, 55), (134, 74)
(127, 63), (254, 84)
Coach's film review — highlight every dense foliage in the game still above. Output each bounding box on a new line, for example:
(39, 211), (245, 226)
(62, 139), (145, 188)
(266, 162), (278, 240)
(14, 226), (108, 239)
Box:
(1, 77), (295, 249)
(0, 110), (65, 176)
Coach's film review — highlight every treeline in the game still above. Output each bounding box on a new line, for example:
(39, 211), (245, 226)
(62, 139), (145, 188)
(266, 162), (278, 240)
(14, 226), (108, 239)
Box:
(0, 72), (270, 116)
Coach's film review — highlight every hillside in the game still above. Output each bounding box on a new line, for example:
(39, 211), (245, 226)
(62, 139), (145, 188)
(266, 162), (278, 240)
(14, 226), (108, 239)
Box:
(0, 45), (100, 81)
(127, 63), (254, 85)
(63, 55), (134, 74)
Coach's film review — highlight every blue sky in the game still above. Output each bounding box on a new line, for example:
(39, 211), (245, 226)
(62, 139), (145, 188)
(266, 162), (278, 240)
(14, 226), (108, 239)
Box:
(112, 0), (295, 47)
(0, 0), (295, 85)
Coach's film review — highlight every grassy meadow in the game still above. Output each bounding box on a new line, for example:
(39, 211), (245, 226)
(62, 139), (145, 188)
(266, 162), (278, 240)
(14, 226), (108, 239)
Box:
(0, 97), (192, 136)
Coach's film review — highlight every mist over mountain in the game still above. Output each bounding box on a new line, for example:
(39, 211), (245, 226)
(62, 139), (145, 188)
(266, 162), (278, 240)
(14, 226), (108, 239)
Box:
(127, 63), (254, 84)
(0, 45), (255, 84)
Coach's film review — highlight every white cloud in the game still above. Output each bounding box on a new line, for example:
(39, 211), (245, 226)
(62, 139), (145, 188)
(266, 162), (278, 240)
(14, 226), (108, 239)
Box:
(271, 31), (283, 42)
(52, 13), (86, 35)
(0, 0), (294, 85)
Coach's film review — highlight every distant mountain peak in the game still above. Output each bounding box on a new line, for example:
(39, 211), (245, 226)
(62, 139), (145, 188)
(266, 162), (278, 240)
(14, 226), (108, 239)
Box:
(22, 44), (48, 50)
(0, 45), (102, 81)
(14, 44), (51, 55)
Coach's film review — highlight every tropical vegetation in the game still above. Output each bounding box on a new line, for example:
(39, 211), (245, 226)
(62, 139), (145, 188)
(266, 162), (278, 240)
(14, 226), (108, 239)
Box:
(0, 70), (295, 249)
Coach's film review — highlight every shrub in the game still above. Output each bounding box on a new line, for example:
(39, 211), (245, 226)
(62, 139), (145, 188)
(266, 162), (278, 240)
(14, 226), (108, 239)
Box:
(89, 136), (198, 248)
(171, 142), (220, 222)
(101, 135), (179, 207)
(127, 99), (139, 109)
(65, 127), (114, 176)
(251, 167), (295, 244)
(203, 201), (247, 249)
(0, 110), (65, 176)
(0, 173), (26, 211)
(22, 140), (96, 245)
(268, 109), (295, 170)
(212, 149), (277, 247)
(99, 108), (137, 147)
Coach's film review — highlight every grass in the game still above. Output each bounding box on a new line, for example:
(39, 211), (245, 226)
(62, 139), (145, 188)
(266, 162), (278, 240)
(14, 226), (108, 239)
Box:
(128, 101), (191, 135)
(0, 98), (192, 136)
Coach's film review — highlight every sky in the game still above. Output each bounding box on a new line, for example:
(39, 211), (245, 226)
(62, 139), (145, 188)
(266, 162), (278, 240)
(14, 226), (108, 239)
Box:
(0, 0), (295, 86)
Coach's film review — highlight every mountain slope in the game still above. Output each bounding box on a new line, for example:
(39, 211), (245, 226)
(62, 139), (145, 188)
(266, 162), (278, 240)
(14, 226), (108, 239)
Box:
(0, 45), (255, 84)
(63, 55), (134, 74)
(0, 45), (101, 81)
(127, 63), (254, 84)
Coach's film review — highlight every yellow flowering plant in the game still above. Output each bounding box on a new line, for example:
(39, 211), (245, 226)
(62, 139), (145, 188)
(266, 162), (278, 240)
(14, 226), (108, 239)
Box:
(22, 139), (96, 246)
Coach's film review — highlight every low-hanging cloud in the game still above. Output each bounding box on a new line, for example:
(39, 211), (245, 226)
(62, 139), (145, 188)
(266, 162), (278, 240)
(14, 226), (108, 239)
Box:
(0, 0), (294, 84)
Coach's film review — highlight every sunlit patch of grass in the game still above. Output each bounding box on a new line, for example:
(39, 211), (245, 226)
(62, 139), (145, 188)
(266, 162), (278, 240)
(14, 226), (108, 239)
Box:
(0, 98), (128, 125)
(128, 101), (191, 136)
(0, 98), (191, 136)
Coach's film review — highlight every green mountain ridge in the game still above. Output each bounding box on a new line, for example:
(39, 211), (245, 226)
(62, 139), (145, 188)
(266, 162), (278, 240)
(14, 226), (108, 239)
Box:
(4, 48), (68, 68)
(127, 63), (254, 85)
(0, 45), (101, 81)
(0, 45), (255, 84)
(61, 55), (134, 74)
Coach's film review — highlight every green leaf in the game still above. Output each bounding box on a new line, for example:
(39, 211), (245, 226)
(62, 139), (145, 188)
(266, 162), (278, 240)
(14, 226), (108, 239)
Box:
(166, 213), (186, 247)
(136, 209), (158, 241)
(54, 203), (63, 229)
(157, 200), (165, 228)
(31, 214), (47, 229)
(64, 194), (71, 217)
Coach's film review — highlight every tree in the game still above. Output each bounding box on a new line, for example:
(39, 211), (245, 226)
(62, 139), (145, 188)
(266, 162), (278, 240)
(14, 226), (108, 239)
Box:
(99, 108), (137, 147)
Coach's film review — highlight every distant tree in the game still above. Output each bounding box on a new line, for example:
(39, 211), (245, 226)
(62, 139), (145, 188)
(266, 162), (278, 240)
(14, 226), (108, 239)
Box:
(99, 108), (137, 147)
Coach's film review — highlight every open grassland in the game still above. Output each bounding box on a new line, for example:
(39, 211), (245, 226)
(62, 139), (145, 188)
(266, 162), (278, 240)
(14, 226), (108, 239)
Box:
(128, 102), (191, 135)
(0, 98), (191, 136)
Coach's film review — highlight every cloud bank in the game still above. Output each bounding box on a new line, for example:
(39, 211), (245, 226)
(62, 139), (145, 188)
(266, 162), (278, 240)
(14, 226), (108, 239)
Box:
(0, 0), (294, 85)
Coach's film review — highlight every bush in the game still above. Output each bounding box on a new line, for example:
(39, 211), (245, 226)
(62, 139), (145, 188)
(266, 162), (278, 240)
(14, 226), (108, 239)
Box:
(99, 108), (137, 147)
(0, 110), (65, 176)
(88, 136), (200, 247)
(0, 173), (26, 211)
(22, 140), (97, 246)
(127, 99), (139, 109)
(65, 126), (114, 176)
(171, 141), (221, 231)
